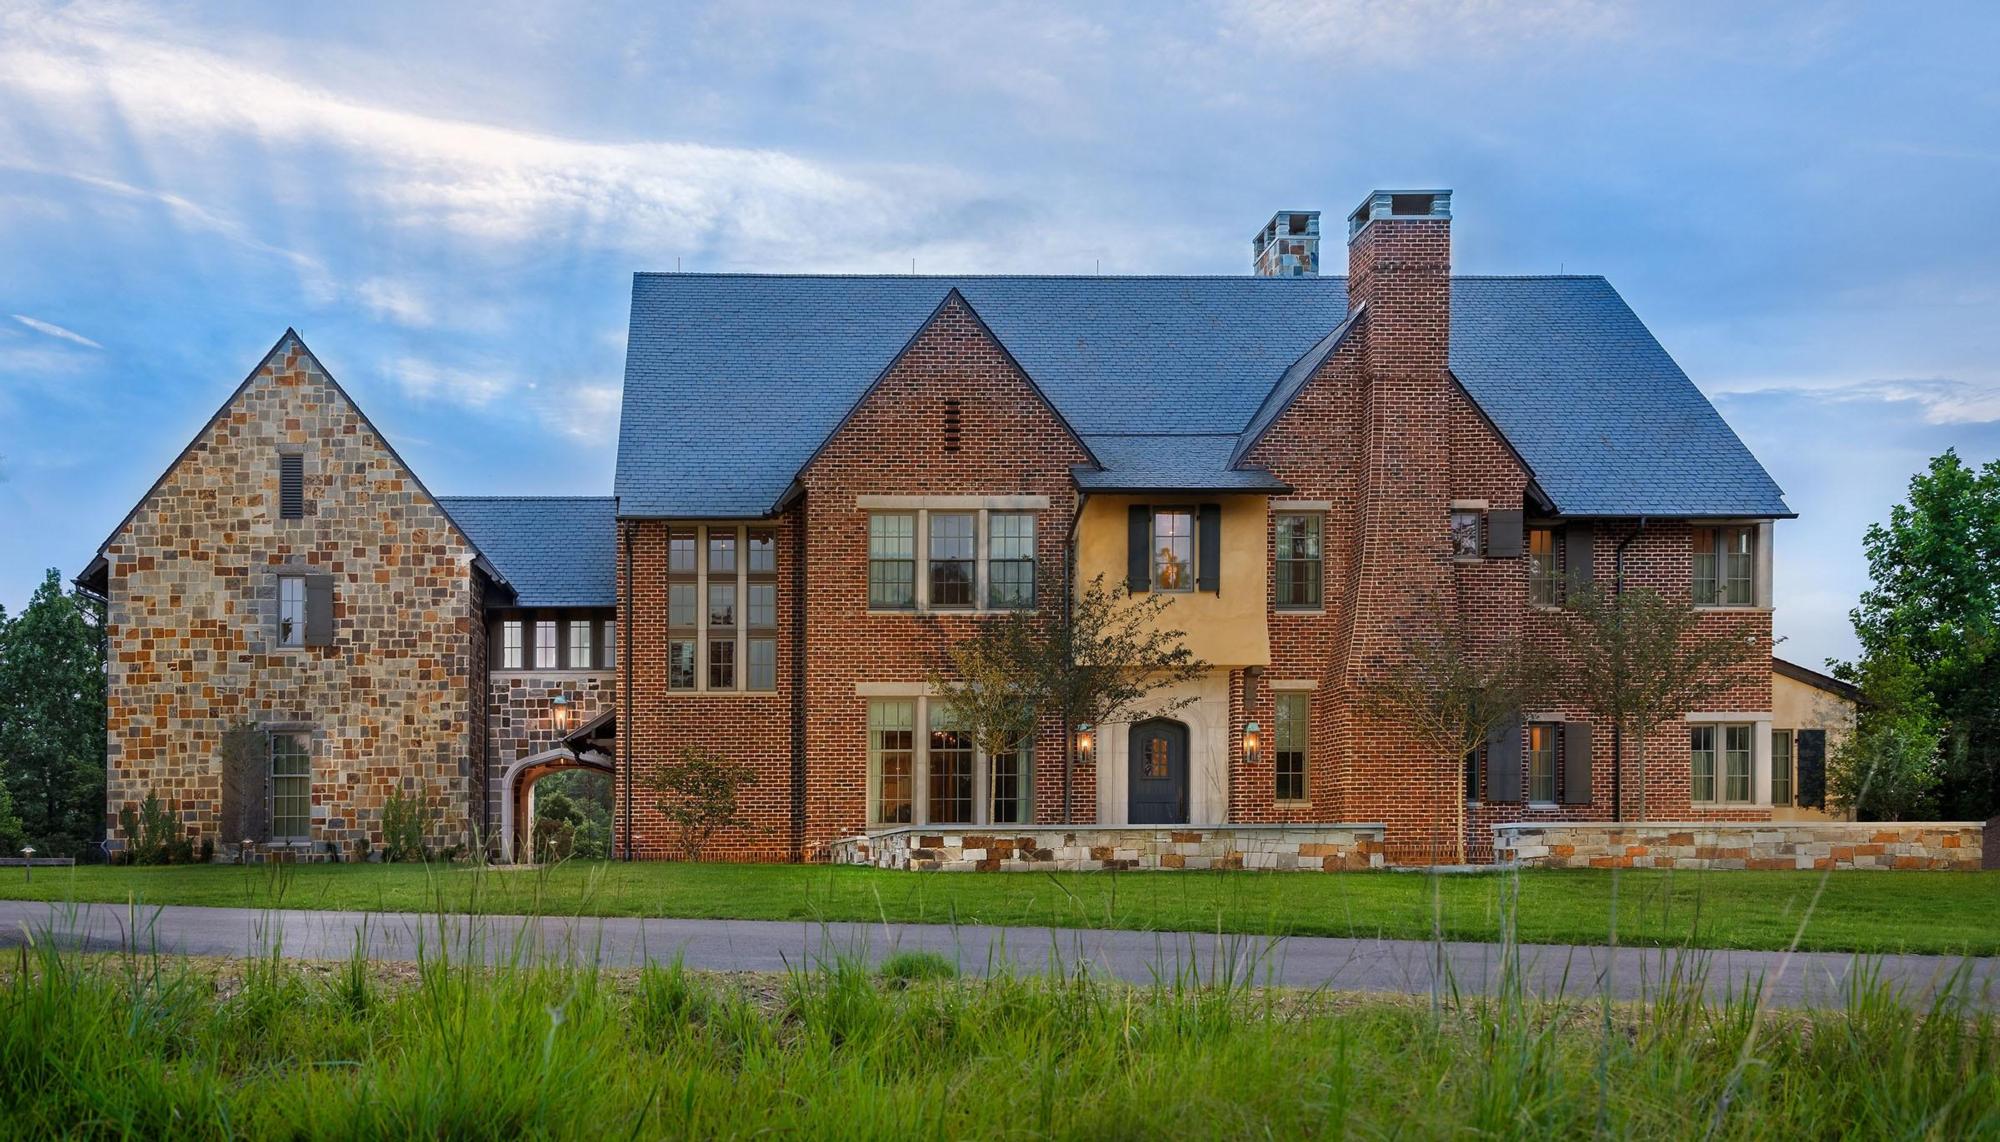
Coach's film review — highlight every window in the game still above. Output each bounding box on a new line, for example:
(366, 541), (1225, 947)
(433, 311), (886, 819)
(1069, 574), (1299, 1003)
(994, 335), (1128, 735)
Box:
(278, 453), (305, 520)
(668, 529), (698, 574)
(988, 512), (1036, 610)
(708, 582), (736, 627)
(1771, 729), (1794, 807)
(870, 699), (915, 825)
(278, 575), (306, 648)
(604, 620), (616, 669)
(928, 512), (976, 608)
(1691, 723), (1755, 804)
(669, 583), (697, 626)
(500, 619), (523, 669)
(747, 529), (776, 574)
(747, 638), (776, 691)
(1153, 509), (1194, 591)
(869, 513), (916, 609)
(1693, 525), (1755, 607)
(1450, 509), (1483, 559)
(707, 637), (735, 689)
(269, 733), (310, 841)
(747, 582), (776, 629)
(568, 620), (592, 669)
(1274, 514), (1322, 609)
(1275, 692), (1309, 802)
(1143, 737), (1170, 778)
(990, 742), (1032, 825)
(534, 620), (557, 669)
(1527, 723), (1557, 803)
(928, 708), (975, 824)
(1527, 527), (1559, 606)
(668, 640), (697, 690)
(707, 531), (737, 575)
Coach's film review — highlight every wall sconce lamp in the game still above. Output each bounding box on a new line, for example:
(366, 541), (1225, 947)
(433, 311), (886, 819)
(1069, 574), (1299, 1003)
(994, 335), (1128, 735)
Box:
(551, 693), (572, 732)
(1243, 721), (1263, 766)
(1075, 723), (1095, 767)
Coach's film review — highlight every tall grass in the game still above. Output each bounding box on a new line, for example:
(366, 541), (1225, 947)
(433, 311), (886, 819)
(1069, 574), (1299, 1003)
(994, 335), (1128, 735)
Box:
(3, 916), (1996, 1138)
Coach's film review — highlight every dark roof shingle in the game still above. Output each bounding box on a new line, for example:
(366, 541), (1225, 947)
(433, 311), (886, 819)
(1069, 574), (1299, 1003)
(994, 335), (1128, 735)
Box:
(437, 496), (617, 608)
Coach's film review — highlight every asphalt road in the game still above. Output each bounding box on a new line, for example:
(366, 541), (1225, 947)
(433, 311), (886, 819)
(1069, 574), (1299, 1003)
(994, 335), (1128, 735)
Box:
(3, 899), (1993, 1010)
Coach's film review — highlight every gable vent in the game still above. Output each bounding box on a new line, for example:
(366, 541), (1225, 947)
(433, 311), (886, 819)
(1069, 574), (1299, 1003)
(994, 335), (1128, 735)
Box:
(942, 398), (962, 453)
(279, 452), (305, 520)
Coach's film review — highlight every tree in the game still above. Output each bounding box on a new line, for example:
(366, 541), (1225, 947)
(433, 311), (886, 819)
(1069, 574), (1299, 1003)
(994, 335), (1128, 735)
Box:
(532, 770), (611, 861)
(930, 574), (1210, 822)
(1829, 648), (1942, 820)
(1842, 449), (2000, 819)
(0, 569), (108, 856)
(1355, 599), (1557, 863)
(1560, 585), (1761, 821)
(644, 745), (756, 861)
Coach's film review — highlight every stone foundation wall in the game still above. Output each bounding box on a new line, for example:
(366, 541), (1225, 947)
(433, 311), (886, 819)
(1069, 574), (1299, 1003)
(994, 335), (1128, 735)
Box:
(828, 824), (1386, 871)
(1494, 821), (1985, 871)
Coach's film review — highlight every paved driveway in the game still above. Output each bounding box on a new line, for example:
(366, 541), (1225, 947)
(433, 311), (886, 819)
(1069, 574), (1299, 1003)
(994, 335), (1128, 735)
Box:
(3, 900), (1993, 1010)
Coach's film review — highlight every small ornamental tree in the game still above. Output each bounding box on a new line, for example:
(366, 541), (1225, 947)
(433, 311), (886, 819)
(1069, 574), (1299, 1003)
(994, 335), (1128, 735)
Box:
(645, 745), (757, 861)
(1560, 585), (1762, 821)
(931, 574), (1209, 823)
(1355, 598), (1558, 864)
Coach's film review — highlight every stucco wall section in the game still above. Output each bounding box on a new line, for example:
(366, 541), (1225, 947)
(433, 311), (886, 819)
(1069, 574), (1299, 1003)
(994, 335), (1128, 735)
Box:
(1072, 494), (1271, 667)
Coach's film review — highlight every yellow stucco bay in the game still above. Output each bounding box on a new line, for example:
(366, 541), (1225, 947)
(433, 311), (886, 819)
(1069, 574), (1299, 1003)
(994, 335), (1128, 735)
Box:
(1074, 494), (1271, 668)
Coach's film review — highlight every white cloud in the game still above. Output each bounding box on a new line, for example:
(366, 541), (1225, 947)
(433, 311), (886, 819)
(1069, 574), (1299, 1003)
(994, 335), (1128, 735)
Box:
(1223, 0), (1630, 61)
(387, 356), (512, 407)
(1712, 375), (2000, 426)
(10, 313), (101, 348)
(355, 279), (434, 328)
(542, 383), (623, 443)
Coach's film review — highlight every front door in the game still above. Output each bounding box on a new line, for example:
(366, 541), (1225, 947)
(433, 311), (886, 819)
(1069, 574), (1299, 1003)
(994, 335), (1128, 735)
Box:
(1128, 718), (1190, 824)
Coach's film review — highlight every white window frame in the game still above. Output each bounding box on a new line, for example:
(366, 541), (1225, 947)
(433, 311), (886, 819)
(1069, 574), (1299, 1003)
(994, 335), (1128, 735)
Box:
(1688, 716), (1769, 805)
(856, 496), (1047, 616)
(277, 574), (306, 648)
(500, 619), (523, 669)
(864, 689), (1034, 828)
(533, 620), (558, 670)
(568, 619), (593, 669)
(1691, 520), (1774, 610)
(269, 732), (312, 842)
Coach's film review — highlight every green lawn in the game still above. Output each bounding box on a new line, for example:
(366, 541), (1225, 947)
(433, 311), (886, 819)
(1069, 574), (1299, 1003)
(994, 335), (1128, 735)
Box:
(4, 861), (1997, 955)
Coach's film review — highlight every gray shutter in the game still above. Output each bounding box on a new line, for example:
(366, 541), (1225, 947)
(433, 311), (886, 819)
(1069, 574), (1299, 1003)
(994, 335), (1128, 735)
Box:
(1486, 510), (1524, 557)
(1796, 730), (1826, 810)
(1564, 523), (1595, 597)
(304, 574), (334, 646)
(1197, 504), (1221, 593)
(1127, 506), (1151, 592)
(1561, 721), (1592, 804)
(219, 725), (271, 842)
(1487, 715), (1523, 802)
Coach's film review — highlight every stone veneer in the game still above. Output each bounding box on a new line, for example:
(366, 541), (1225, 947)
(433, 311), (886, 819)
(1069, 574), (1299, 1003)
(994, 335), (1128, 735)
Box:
(485, 671), (615, 812)
(829, 824), (1386, 871)
(1493, 821), (1986, 871)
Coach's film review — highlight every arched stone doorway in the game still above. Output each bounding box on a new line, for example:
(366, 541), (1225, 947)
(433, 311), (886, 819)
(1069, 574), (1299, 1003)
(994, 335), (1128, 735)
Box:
(500, 747), (614, 862)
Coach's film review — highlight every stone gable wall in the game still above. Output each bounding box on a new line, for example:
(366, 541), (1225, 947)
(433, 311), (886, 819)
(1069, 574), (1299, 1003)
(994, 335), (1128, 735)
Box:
(104, 338), (482, 856)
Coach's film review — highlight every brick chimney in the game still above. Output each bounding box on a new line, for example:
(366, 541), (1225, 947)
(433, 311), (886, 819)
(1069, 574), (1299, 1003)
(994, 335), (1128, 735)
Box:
(1252, 210), (1321, 276)
(1346, 189), (1452, 365)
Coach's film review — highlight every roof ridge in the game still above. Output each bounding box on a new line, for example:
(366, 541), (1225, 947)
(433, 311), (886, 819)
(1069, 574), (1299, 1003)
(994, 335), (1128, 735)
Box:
(437, 494), (616, 502)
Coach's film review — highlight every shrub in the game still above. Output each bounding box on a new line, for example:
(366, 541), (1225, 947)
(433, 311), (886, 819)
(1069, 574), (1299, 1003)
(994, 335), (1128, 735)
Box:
(379, 787), (437, 863)
(643, 745), (756, 861)
(115, 791), (189, 865)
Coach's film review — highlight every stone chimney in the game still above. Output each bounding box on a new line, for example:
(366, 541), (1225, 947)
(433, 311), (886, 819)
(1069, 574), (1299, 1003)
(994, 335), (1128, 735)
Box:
(1252, 210), (1321, 277)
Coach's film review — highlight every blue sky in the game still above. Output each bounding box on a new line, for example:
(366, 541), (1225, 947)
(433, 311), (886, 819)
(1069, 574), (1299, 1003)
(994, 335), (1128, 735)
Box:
(2, 0), (1996, 670)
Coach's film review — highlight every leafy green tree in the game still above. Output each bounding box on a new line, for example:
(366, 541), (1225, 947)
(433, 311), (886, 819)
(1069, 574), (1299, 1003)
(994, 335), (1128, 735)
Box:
(929, 574), (1210, 823)
(1560, 586), (1761, 822)
(532, 770), (611, 860)
(1843, 449), (2000, 819)
(0, 569), (107, 856)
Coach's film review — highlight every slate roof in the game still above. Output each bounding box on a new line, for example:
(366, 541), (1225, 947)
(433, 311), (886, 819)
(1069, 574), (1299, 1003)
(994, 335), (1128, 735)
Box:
(437, 497), (618, 608)
(1074, 435), (1290, 493)
(617, 273), (1790, 520)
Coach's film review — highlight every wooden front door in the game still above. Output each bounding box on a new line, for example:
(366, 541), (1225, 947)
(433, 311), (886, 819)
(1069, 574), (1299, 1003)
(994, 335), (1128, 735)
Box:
(1128, 718), (1190, 825)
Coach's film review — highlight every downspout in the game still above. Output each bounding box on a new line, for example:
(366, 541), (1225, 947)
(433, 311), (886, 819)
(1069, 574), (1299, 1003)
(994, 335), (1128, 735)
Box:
(621, 520), (635, 860)
(1610, 517), (1647, 824)
(1062, 491), (1089, 824)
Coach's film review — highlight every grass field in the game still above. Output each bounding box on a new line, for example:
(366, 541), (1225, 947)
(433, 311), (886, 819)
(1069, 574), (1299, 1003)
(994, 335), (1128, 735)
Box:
(4, 861), (1997, 955)
(3, 936), (1994, 1138)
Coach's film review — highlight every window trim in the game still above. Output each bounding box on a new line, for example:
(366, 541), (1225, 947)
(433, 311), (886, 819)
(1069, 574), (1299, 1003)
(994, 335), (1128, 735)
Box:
(1691, 521), (1771, 610)
(268, 731), (312, 842)
(1273, 511), (1324, 612)
(1690, 721), (1758, 805)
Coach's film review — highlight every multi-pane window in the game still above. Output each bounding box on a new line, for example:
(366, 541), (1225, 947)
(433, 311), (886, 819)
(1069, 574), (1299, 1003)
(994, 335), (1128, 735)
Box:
(664, 524), (779, 692)
(747, 529), (776, 575)
(870, 699), (916, 825)
(988, 512), (1036, 610)
(1527, 723), (1557, 803)
(746, 583), (776, 628)
(668, 529), (698, 574)
(1274, 514), (1322, 609)
(990, 742), (1032, 825)
(928, 512), (976, 608)
(927, 709), (975, 824)
(278, 575), (306, 648)
(1450, 510), (1483, 559)
(1152, 508), (1194, 591)
(500, 619), (523, 669)
(1274, 692), (1309, 802)
(1528, 527), (1560, 606)
(269, 733), (310, 841)
(707, 638), (735, 689)
(668, 640), (697, 690)
(869, 513), (917, 609)
(669, 583), (697, 626)
(604, 620), (616, 669)
(708, 582), (736, 627)
(1771, 729), (1794, 807)
(568, 620), (592, 669)
(1691, 723), (1755, 804)
(534, 620), (558, 669)
(707, 531), (737, 575)
(707, 532), (735, 688)
(1693, 525), (1755, 607)
(747, 638), (776, 691)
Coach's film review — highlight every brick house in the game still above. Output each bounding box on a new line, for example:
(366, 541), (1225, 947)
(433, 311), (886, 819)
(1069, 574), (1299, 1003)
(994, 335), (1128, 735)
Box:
(82, 187), (1794, 865)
